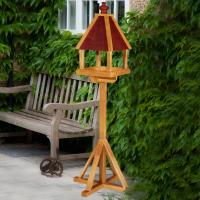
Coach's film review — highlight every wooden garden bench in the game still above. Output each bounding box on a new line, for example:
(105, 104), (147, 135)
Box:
(0, 73), (99, 160)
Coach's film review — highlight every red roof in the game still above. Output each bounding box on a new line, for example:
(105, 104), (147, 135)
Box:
(76, 14), (131, 51)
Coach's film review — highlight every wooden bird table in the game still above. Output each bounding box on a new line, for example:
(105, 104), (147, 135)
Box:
(73, 1), (131, 197)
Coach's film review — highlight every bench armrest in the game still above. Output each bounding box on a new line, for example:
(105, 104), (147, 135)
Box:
(43, 100), (99, 114)
(0, 85), (32, 94)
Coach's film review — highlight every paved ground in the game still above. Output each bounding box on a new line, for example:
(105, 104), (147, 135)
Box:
(0, 144), (122, 200)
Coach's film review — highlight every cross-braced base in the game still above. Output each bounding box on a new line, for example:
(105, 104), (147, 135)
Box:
(74, 139), (128, 197)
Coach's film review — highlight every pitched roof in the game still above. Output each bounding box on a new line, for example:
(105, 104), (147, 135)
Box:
(76, 14), (131, 51)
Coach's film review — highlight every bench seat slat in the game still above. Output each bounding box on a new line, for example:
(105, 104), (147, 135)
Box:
(0, 111), (94, 138)
(0, 111), (50, 136)
(20, 109), (88, 129)
(18, 111), (92, 132)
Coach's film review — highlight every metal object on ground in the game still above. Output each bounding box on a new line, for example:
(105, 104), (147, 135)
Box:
(40, 157), (63, 177)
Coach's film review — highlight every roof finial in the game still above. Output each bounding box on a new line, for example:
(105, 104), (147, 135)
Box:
(100, 2), (109, 14)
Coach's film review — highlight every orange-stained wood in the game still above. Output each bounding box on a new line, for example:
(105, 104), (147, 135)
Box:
(86, 142), (103, 190)
(104, 16), (113, 51)
(99, 147), (106, 183)
(79, 50), (85, 69)
(76, 67), (130, 79)
(123, 50), (128, 69)
(75, 5), (131, 197)
(74, 139), (128, 196)
(107, 51), (112, 70)
(96, 51), (101, 67)
(99, 82), (107, 139)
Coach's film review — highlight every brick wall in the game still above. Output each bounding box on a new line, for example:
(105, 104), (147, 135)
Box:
(130, 0), (150, 12)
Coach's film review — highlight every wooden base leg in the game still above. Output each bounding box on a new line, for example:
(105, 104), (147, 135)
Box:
(74, 139), (128, 197)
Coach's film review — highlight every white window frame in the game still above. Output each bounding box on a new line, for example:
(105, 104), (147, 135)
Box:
(59, 0), (130, 34)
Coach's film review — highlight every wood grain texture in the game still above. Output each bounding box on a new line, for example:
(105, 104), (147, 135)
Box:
(26, 74), (38, 110)
(79, 50), (85, 69)
(44, 100), (99, 114)
(96, 51), (101, 67)
(99, 83), (107, 139)
(123, 50), (128, 69)
(33, 74), (42, 110)
(73, 80), (82, 120)
(43, 76), (51, 107)
(0, 85), (31, 94)
(107, 51), (113, 70)
(67, 79), (77, 118)
(76, 67), (130, 79)
(37, 74), (46, 110)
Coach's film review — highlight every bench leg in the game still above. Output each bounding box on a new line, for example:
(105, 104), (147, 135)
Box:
(50, 136), (59, 159)
(92, 130), (99, 150)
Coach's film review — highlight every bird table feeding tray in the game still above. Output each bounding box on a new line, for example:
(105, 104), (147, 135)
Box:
(74, 2), (131, 197)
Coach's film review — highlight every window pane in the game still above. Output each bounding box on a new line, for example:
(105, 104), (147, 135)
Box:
(69, 1), (76, 29)
(59, 4), (67, 29)
(93, 1), (99, 16)
(83, 1), (90, 29)
(118, 1), (125, 22)
(107, 1), (114, 14)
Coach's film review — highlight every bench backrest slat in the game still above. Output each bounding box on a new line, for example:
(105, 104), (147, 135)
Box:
(89, 84), (99, 126)
(64, 78), (72, 104)
(37, 74), (47, 110)
(49, 78), (55, 103)
(67, 79), (77, 118)
(33, 74), (42, 110)
(59, 78), (66, 103)
(72, 80), (82, 120)
(26, 73), (99, 127)
(26, 75), (38, 110)
(77, 81), (87, 122)
(43, 76), (51, 106)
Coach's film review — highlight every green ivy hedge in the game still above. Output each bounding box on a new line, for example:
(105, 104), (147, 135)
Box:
(0, 0), (65, 111)
(107, 0), (200, 199)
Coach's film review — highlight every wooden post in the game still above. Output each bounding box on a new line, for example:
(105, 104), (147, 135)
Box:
(107, 51), (112, 71)
(79, 50), (85, 69)
(96, 51), (101, 68)
(123, 50), (128, 69)
(99, 82), (107, 184)
(99, 82), (107, 139)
